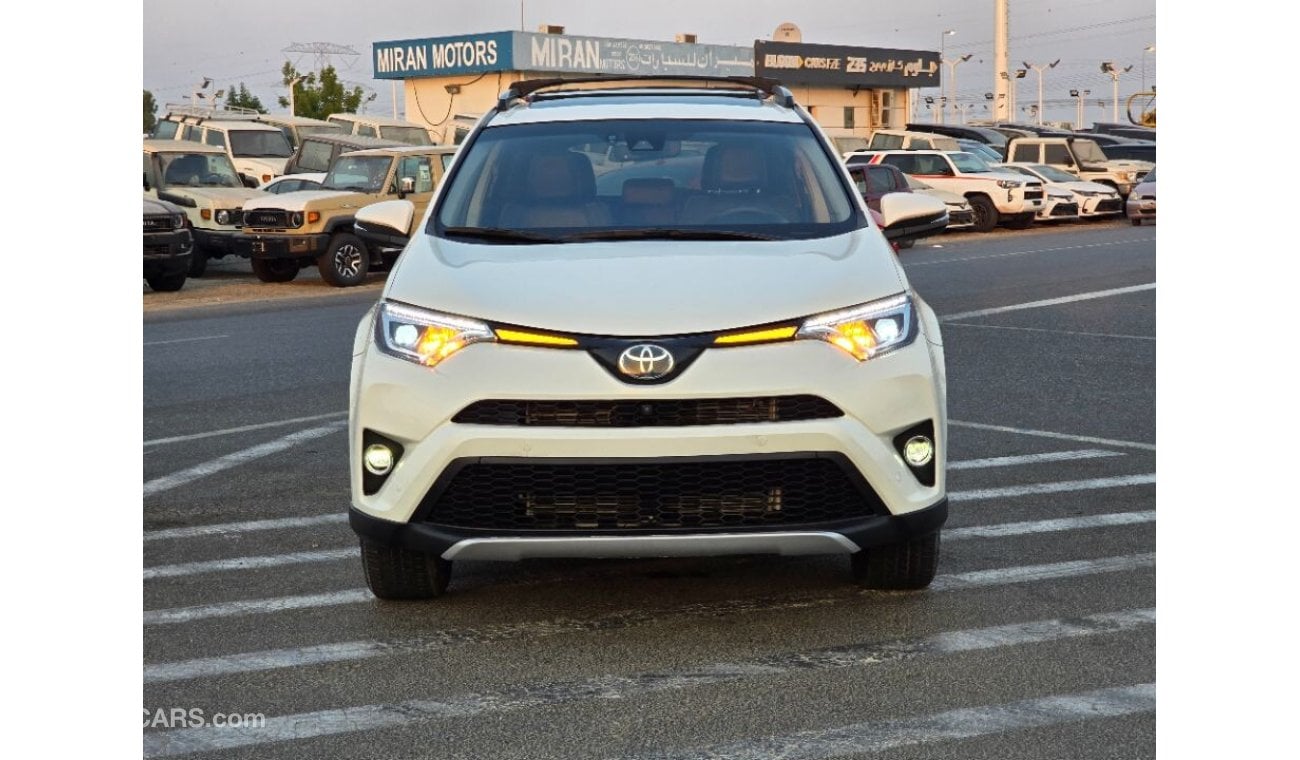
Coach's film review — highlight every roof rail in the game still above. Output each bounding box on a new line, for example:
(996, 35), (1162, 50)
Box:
(163, 103), (261, 119)
(495, 75), (796, 112)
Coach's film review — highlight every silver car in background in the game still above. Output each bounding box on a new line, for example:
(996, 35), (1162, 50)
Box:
(1002, 163), (1124, 218)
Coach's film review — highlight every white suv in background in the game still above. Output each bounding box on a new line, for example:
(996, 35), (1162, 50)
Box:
(865, 150), (1044, 231)
(347, 77), (950, 599)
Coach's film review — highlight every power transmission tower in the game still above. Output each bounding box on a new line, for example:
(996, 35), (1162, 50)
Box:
(283, 42), (360, 71)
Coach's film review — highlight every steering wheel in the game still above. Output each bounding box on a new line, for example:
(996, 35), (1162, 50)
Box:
(707, 207), (788, 224)
(202, 173), (224, 185)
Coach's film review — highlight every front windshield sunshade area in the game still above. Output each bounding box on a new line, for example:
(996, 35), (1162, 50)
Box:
(229, 131), (293, 158)
(158, 153), (243, 188)
(322, 156), (393, 193)
(434, 119), (861, 242)
(949, 152), (992, 173)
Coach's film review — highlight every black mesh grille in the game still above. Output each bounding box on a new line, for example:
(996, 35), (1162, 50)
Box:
(245, 209), (288, 228)
(143, 215), (176, 231)
(452, 396), (843, 427)
(1096, 198), (1123, 212)
(1024, 190), (1044, 200)
(1048, 202), (1079, 217)
(143, 243), (171, 257)
(420, 456), (881, 531)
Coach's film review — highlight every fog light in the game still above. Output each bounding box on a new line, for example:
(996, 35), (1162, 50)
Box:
(363, 444), (394, 475)
(903, 435), (934, 467)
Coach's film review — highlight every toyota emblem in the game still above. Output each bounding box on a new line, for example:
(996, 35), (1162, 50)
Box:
(617, 344), (675, 380)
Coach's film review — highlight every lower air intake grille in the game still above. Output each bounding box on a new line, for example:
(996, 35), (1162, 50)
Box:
(452, 396), (843, 427)
(419, 455), (882, 531)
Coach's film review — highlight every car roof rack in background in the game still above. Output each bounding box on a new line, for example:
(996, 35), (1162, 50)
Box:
(163, 103), (261, 121)
(495, 75), (797, 112)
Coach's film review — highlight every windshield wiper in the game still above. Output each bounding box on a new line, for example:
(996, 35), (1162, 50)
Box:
(440, 226), (565, 244)
(563, 228), (782, 242)
(323, 185), (371, 193)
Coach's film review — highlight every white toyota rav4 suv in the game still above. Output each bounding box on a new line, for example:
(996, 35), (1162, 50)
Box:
(348, 77), (950, 599)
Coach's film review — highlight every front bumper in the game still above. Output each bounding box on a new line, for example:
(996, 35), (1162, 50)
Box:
(234, 231), (330, 260)
(946, 208), (976, 228)
(351, 498), (949, 560)
(349, 310), (948, 559)
(1127, 197), (1156, 220)
(192, 227), (242, 256)
(143, 228), (193, 276)
(1080, 196), (1124, 217)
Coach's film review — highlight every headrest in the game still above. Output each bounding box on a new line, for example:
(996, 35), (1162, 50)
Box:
(701, 144), (768, 191)
(525, 151), (595, 200)
(621, 178), (675, 206)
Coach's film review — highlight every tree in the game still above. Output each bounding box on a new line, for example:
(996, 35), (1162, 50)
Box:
(144, 90), (158, 133)
(277, 62), (374, 119)
(225, 83), (265, 113)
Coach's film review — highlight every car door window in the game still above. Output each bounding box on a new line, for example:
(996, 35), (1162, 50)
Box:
(1012, 144), (1038, 162)
(358, 124), (378, 137)
(299, 141), (334, 172)
(153, 121), (179, 139)
(1044, 144), (1072, 165)
(204, 130), (225, 148)
(868, 166), (898, 192)
(882, 154), (916, 174)
(397, 156), (435, 193)
(847, 166), (868, 195)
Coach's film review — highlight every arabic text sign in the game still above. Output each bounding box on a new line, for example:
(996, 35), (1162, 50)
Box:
(754, 41), (939, 88)
(520, 32), (753, 76)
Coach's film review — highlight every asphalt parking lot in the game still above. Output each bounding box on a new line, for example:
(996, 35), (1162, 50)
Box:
(143, 219), (1155, 758)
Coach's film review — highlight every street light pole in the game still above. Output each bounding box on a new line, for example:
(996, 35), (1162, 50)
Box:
(1024, 60), (1059, 126)
(1070, 89), (1092, 130)
(1142, 45), (1156, 93)
(1100, 62), (1133, 122)
(943, 53), (973, 126)
(288, 76), (304, 116)
(939, 30), (956, 123)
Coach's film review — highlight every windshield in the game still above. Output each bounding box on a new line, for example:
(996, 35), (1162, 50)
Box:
(298, 124), (345, 138)
(904, 175), (934, 191)
(433, 118), (862, 243)
(1142, 166), (1156, 182)
(380, 126), (433, 146)
(1033, 164), (1081, 183)
(1072, 139), (1109, 163)
(157, 152), (243, 188)
(228, 130), (293, 158)
(321, 155), (393, 192)
(949, 152), (992, 173)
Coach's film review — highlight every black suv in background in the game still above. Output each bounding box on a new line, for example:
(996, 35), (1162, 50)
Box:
(143, 198), (193, 292)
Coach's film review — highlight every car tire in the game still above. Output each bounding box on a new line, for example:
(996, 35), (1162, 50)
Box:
(896, 239), (916, 250)
(360, 539), (451, 600)
(146, 271), (187, 292)
(968, 196), (998, 232)
(851, 531), (940, 590)
(1131, 218), (1142, 227)
(187, 249), (208, 277)
(1004, 214), (1035, 230)
(251, 258), (300, 283)
(319, 233), (370, 287)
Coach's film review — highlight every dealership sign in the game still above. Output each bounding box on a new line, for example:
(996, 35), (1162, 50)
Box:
(374, 32), (753, 79)
(754, 41), (939, 87)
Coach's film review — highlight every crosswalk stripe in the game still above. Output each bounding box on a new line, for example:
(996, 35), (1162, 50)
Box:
(144, 514), (348, 542)
(950, 473), (1154, 502)
(143, 549), (357, 580)
(144, 552), (1156, 675)
(141, 609), (1155, 757)
(947, 448), (1122, 470)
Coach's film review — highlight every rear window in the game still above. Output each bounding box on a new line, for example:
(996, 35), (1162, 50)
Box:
(380, 126), (434, 146)
(434, 118), (862, 242)
(229, 130), (292, 158)
(153, 121), (179, 139)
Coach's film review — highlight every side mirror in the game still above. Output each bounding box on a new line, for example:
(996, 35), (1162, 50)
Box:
(879, 192), (949, 247)
(398, 176), (415, 198)
(354, 199), (416, 252)
(239, 173), (258, 188)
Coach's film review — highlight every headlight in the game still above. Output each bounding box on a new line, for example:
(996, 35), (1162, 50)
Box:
(996, 179), (1022, 189)
(291, 211), (305, 228)
(215, 209), (231, 225)
(796, 294), (917, 361)
(374, 301), (495, 368)
(170, 213), (186, 229)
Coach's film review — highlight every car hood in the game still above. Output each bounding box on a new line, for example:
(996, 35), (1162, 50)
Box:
(913, 187), (969, 206)
(157, 187), (264, 208)
(1131, 181), (1156, 196)
(233, 157), (290, 177)
(384, 229), (909, 336)
(243, 190), (370, 212)
(1058, 180), (1119, 195)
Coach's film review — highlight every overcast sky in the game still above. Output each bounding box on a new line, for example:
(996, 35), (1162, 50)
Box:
(143, 0), (1156, 126)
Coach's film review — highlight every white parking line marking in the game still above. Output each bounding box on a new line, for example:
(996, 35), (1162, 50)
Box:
(143, 549), (356, 580)
(142, 509), (1156, 583)
(142, 550), (1154, 631)
(941, 282), (1155, 321)
(946, 510), (1155, 540)
(142, 421), (347, 498)
(950, 419), (1156, 451)
(144, 513), (348, 542)
(631, 684), (1156, 760)
(143, 334), (229, 347)
(143, 589), (372, 626)
(142, 610), (1155, 756)
(945, 321), (1156, 341)
(906, 237), (1154, 267)
(948, 449), (1122, 470)
(951, 473), (1154, 502)
(144, 411), (347, 447)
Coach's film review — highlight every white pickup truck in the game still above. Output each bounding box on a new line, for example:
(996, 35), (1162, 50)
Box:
(863, 150), (1044, 231)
